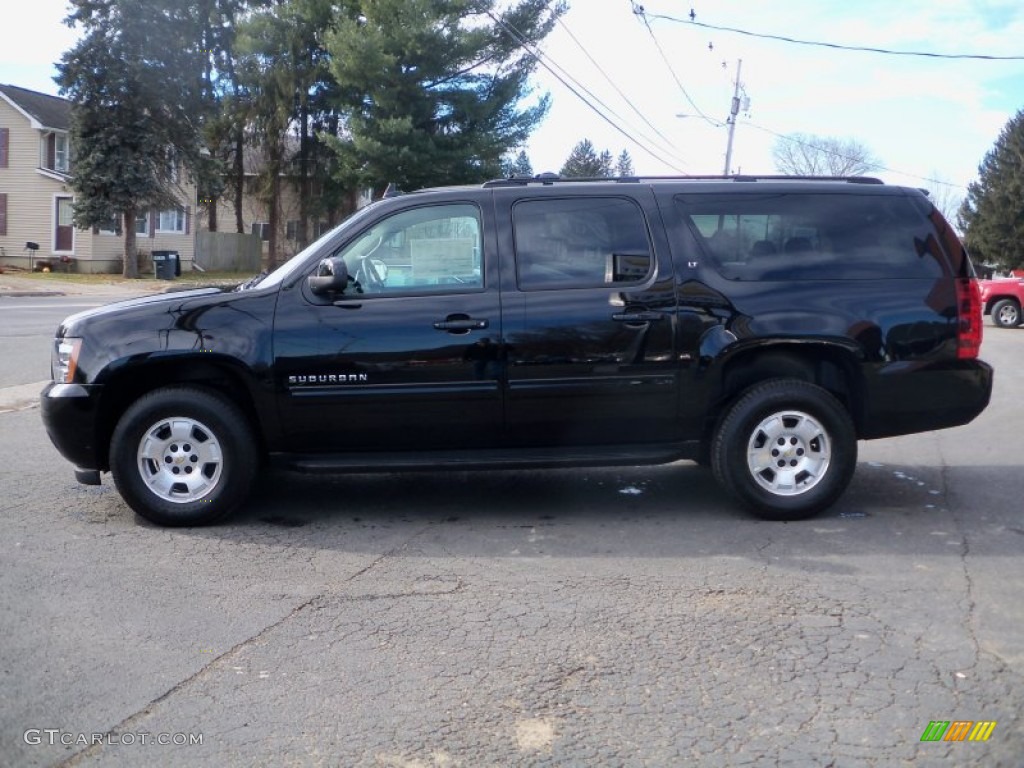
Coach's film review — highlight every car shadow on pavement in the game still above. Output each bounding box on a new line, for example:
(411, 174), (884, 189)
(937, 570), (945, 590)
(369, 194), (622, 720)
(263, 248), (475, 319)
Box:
(124, 459), (1024, 562)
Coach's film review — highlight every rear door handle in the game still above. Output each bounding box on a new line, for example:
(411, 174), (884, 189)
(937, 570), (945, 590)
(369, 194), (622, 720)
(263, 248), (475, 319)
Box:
(611, 311), (663, 323)
(433, 317), (489, 332)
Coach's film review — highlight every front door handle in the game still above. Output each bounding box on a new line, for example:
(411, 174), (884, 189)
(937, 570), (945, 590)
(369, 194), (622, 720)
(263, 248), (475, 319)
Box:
(433, 316), (489, 333)
(611, 311), (663, 323)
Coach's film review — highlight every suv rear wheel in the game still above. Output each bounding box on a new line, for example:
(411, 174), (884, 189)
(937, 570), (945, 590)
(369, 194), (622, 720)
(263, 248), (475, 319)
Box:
(711, 379), (857, 520)
(110, 386), (258, 526)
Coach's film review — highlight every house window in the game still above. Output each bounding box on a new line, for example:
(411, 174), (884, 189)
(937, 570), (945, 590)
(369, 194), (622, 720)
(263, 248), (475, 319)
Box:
(98, 212), (148, 235)
(251, 221), (270, 241)
(54, 134), (70, 173)
(41, 133), (71, 173)
(99, 215), (120, 235)
(157, 208), (186, 233)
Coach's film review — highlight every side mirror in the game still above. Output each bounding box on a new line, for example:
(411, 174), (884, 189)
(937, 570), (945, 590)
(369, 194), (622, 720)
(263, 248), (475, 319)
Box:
(308, 257), (350, 295)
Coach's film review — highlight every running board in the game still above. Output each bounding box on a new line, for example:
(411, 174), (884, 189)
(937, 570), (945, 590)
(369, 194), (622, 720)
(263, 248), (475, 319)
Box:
(275, 442), (700, 474)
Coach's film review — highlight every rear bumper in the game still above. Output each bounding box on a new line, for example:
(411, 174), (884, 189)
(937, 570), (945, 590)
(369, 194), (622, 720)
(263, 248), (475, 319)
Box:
(859, 360), (993, 439)
(40, 382), (105, 473)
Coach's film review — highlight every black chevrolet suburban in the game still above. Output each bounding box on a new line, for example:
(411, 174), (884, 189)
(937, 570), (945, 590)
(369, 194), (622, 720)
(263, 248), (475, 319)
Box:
(41, 176), (993, 526)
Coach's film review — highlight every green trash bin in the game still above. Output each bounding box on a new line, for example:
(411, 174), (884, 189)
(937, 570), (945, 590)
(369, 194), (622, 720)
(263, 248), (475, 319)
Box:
(152, 250), (180, 280)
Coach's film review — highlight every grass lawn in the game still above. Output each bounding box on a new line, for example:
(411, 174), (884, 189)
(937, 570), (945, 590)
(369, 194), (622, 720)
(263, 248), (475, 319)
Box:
(6, 268), (260, 289)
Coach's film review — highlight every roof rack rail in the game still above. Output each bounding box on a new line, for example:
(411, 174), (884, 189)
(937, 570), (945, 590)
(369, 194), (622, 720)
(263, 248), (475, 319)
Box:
(482, 174), (885, 188)
(728, 174), (885, 184)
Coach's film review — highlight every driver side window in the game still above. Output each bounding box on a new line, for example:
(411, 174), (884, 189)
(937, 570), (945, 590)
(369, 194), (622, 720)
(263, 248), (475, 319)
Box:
(339, 203), (483, 294)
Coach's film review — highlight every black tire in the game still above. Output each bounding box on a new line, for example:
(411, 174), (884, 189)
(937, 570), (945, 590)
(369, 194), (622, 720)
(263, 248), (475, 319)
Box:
(711, 379), (857, 521)
(693, 441), (712, 468)
(991, 299), (1021, 328)
(110, 386), (258, 526)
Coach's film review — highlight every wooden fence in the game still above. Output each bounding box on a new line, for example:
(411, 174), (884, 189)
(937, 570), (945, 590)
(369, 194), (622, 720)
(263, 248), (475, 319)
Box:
(196, 231), (262, 272)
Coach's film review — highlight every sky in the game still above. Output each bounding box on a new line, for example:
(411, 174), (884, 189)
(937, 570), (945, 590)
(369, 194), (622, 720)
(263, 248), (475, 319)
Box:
(522, 0), (1024, 201)
(2, 0), (1023, 207)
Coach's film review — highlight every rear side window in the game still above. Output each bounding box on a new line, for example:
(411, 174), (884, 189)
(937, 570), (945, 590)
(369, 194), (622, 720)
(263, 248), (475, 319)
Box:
(676, 193), (948, 280)
(513, 197), (653, 290)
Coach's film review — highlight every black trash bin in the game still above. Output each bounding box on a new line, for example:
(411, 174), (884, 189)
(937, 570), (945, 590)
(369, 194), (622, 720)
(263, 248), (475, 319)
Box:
(152, 250), (181, 280)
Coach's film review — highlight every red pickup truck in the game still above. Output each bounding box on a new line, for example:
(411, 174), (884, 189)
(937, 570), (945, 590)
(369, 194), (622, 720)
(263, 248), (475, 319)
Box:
(979, 278), (1024, 328)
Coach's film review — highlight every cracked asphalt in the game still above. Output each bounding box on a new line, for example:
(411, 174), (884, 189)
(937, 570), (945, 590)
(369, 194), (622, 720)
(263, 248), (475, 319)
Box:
(1, 317), (1022, 766)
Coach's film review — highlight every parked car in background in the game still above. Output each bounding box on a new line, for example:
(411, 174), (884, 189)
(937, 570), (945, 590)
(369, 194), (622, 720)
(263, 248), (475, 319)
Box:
(979, 277), (1024, 328)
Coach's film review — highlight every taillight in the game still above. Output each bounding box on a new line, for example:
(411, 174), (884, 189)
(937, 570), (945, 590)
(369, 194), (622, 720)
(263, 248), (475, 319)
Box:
(956, 278), (983, 360)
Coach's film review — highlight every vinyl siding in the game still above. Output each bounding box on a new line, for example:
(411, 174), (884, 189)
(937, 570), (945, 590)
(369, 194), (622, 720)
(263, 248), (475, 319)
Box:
(0, 96), (195, 273)
(0, 98), (68, 267)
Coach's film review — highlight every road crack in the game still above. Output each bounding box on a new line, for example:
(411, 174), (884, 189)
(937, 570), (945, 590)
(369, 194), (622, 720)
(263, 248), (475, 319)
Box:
(57, 521), (436, 766)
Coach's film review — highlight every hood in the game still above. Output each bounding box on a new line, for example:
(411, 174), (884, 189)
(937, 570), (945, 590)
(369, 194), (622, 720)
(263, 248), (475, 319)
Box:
(56, 287), (226, 338)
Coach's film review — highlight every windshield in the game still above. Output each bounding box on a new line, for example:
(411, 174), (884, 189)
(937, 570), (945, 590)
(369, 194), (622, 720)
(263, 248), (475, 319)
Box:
(240, 201), (385, 290)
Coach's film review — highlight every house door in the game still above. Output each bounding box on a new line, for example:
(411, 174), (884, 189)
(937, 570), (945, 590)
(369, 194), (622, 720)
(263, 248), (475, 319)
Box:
(54, 197), (74, 252)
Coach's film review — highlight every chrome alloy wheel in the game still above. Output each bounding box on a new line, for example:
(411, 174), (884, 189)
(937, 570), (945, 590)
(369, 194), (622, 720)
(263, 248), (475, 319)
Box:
(136, 417), (224, 503)
(996, 303), (1020, 326)
(746, 410), (830, 496)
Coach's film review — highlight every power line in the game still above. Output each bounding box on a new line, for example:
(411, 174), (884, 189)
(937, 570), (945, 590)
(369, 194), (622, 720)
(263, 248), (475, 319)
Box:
(630, 3), (720, 127)
(645, 12), (1024, 61)
(742, 120), (968, 189)
(487, 10), (690, 173)
(555, 16), (682, 157)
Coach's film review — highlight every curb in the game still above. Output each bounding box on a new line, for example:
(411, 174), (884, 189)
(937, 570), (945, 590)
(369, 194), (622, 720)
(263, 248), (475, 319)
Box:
(0, 381), (49, 413)
(0, 291), (66, 298)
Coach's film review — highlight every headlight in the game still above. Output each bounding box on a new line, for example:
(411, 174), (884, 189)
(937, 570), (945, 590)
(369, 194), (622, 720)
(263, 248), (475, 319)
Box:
(53, 338), (82, 383)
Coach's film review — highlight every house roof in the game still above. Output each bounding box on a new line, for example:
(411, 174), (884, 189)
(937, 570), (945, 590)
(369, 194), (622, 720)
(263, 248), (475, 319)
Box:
(0, 84), (71, 132)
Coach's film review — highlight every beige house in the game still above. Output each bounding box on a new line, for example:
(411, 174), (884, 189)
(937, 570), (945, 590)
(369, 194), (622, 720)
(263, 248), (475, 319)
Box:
(0, 84), (196, 274)
(198, 139), (371, 266)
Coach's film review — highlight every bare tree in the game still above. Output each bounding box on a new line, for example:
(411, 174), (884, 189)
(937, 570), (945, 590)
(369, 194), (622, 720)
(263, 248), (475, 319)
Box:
(922, 172), (965, 233)
(772, 133), (882, 176)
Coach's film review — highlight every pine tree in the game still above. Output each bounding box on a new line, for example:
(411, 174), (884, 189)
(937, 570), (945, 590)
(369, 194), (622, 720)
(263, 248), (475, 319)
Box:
(234, 14), (290, 268)
(196, 0), (253, 235)
(325, 0), (565, 193)
(615, 149), (634, 177)
(560, 139), (612, 177)
(56, 0), (210, 278)
(502, 149), (534, 178)
(959, 109), (1024, 271)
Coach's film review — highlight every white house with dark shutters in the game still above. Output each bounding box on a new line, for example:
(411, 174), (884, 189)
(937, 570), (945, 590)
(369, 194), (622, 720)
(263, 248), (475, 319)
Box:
(0, 84), (195, 274)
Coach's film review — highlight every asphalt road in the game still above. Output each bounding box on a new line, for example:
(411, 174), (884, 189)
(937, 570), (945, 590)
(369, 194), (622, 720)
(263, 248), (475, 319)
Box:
(0, 294), (132, 391)
(0, 306), (1022, 766)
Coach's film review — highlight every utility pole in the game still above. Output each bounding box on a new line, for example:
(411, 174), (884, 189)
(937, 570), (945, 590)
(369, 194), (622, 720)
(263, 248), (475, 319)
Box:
(723, 59), (743, 176)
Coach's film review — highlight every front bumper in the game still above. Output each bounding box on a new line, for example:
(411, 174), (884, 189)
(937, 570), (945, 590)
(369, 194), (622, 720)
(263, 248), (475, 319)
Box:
(40, 382), (105, 474)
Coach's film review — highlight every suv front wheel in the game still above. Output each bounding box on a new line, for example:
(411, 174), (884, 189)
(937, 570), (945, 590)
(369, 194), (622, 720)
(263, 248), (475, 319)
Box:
(110, 386), (258, 526)
(711, 379), (857, 520)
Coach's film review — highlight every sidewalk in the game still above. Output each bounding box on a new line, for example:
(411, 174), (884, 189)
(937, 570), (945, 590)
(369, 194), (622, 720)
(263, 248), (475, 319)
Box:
(0, 272), (243, 298)
(0, 273), (172, 297)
